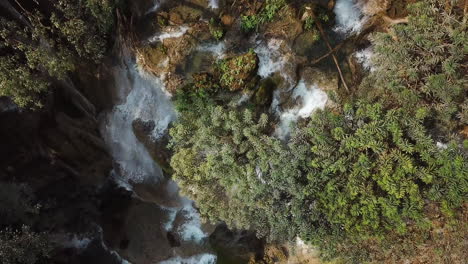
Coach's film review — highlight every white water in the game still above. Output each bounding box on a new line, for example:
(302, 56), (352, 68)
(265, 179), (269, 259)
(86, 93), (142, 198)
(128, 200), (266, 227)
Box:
(197, 41), (227, 59)
(103, 29), (211, 261)
(208, 0), (219, 9)
(149, 26), (189, 43)
(354, 47), (375, 71)
(146, 0), (166, 15)
(63, 235), (92, 250)
(159, 253), (217, 264)
(334, 0), (366, 34)
(276, 81), (328, 139)
(255, 38), (292, 83)
(103, 63), (175, 182)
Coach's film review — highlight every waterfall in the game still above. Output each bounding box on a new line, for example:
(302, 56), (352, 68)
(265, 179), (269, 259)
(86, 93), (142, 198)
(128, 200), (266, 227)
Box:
(148, 26), (190, 44)
(275, 80), (328, 139)
(208, 0), (219, 9)
(333, 0), (366, 34)
(103, 62), (174, 182)
(101, 55), (215, 263)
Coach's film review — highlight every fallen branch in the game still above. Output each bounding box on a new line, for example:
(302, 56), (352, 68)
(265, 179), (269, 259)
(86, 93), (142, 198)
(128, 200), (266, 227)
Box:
(312, 13), (350, 92)
(382, 15), (409, 25)
(310, 42), (345, 64)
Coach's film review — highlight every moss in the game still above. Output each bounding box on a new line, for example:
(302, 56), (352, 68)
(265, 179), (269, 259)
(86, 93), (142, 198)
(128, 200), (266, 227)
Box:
(169, 5), (203, 24)
(217, 50), (259, 91)
(140, 44), (167, 67)
(209, 18), (225, 41)
(254, 77), (277, 106)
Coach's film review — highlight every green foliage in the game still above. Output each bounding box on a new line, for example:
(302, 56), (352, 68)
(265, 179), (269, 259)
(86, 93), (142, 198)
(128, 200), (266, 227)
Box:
(241, 0), (286, 32)
(173, 73), (218, 112)
(359, 0), (467, 133)
(240, 15), (260, 32)
(217, 50), (258, 91)
(209, 18), (224, 41)
(0, 0), (116, 108)
(168, 0), (467, 263)
(299, 103), (467, 238)
(0, 182), (52, 264)
(170, 104), (308, 240)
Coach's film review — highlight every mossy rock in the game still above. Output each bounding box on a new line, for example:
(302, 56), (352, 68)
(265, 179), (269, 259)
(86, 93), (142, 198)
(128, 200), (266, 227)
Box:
(254, 77), (277, 106)
(140, 44), (167, 69)
(218, 51), (259, 91)
(293, 30), (321, 57)
(168, 5), (204, 24)
(192, 72), (219, 92)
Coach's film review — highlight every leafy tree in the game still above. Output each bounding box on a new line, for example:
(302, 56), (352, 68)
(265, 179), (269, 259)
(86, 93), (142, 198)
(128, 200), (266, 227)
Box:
(359, 0), (467, 134)
(0, 0), (117, 108)
(168, 0), (467, 262)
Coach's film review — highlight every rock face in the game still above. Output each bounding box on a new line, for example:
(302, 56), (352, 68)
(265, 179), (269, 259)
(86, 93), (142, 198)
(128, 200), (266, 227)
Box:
(132, 118), (173, 174)
(137, 21), (213, 93)
(0, 78), (116, 262)
(209, 224), (264, 264)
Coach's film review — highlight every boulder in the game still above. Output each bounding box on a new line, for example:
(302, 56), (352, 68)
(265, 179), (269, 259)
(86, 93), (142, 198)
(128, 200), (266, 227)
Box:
(132, 118), (172, 175)
(264, 6), (303, 43)
(254, 77), (277, 106)
(300, 67), (338, 92)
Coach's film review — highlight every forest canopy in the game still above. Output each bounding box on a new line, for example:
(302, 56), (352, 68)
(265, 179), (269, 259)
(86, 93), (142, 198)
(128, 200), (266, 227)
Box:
(169, 0), (467, 262)
(0, 0), (118, 108)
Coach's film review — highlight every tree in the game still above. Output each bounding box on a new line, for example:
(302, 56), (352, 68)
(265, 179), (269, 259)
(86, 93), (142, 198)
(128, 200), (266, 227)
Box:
(0, 0), (117, 108)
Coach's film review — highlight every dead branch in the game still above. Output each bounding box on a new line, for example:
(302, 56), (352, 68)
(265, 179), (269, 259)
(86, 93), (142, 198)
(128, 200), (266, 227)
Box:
(310, 42), (345, 65)
(311, 12), (350, 92)
(382, 15), (409, 25)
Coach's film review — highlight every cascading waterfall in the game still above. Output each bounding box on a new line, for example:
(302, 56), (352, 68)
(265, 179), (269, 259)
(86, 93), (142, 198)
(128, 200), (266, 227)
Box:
(333, 0), (367, 34)
(103, 62), (173, 182)
(275, 81), (328, 139)
(208, 0), (219, 9)
(255, 38), (328, 139)
(101, 54), (216, 263)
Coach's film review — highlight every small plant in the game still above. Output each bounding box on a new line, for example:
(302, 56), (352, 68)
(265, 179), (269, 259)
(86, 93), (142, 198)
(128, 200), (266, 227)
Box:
(241, 0), (286, 32)
(209, 18), (224, 40)
(241, 15), (260, 32)
(304, 16), (315, 30)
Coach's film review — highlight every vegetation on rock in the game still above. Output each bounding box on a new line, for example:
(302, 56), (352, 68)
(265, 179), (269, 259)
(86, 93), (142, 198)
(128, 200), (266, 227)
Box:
(217, 50), (259, 91)
(241, 0), (286, 32)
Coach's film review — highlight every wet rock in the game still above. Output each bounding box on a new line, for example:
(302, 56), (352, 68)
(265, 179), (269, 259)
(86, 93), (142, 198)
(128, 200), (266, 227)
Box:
(293, 31), (321, 57)
(110, 200), (173, 264)
(264, 6), (303, 43)
(360, 0), (391, 16)
(132, 118), (173, 175)
(254, 77), (277, 106)
(300, 67), (338, 92)
(209, 223), (264, 264)
(168, 4), (204, 24)
(138, 22), (212, 93)
(221, 14), (234, 27)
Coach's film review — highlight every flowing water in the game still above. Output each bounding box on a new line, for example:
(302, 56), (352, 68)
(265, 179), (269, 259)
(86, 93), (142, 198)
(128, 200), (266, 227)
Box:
(101, 54), (216, 263)
(333, 0), (367, 34)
